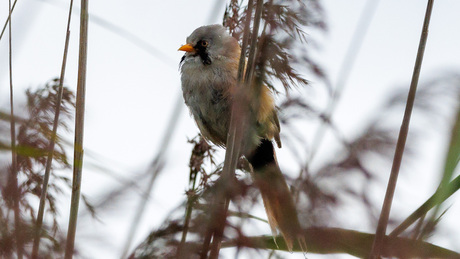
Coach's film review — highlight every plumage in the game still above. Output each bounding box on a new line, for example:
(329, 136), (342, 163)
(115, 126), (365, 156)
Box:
(179, 24), (305, 252)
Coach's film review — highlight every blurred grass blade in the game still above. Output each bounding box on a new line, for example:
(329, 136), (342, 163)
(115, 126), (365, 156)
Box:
(120, 94), (183, 259)
(390, 175), (460, 237)
(440, 102), (460, 193)
(32, 0), (75, 257)
(390, 104), (460, 237)
(370, 0), (434, 257)
(64, 0), (89, 258)
(426, 101), (460, 228)
(221, 227), (460, 258)
(301, 0), (380, 170)
(41, 0), (176, 68)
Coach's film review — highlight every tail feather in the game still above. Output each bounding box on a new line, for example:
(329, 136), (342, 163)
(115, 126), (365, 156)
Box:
(247, 139), (306, 252)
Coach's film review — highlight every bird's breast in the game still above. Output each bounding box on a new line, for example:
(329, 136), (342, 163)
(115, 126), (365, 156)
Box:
(181, 59), (238, 145)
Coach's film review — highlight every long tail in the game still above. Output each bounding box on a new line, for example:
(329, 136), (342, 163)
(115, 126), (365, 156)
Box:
(247, 139), (306, 252)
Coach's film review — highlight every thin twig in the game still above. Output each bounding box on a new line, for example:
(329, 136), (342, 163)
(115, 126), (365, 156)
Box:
(200, 226), (214, 259)
(119, 94), (183, 259)
(369, 0), (434, 257)
(297, 0), (381, 184)
(178, 137), (210, 256)
(40, 0), (176, 68)
(32, 0), (74, 257)
(0, 0), (17, 42)
(208, 198), (231, 259)
(8, 0), (22, 257)
(411, 214), (426, 239)
(64, 0), (89, 257)
(177, 189), (197, 257)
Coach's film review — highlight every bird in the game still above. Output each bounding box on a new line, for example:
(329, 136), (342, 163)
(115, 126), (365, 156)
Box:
(178, 24), (306, 252)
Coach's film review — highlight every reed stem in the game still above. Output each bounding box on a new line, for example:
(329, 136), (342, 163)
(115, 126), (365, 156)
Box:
(32, 1), (74, 257)
(369, 0), (434, 257)
(64, 0), (89, 257)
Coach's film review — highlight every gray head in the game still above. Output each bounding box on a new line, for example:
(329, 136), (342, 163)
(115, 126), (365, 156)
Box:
(179, 24), (240, 65)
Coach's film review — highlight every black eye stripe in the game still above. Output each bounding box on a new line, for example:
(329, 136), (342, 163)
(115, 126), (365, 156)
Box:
(194, 40), (211, 65)
(199, 52), (212, 65)
(196, 40), (208, 50)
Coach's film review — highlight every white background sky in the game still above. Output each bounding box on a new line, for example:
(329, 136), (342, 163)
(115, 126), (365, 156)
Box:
(1, 0), (460, 258)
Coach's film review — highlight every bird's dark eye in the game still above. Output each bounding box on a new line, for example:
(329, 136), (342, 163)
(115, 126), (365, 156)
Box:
(200, 40), (209, 47)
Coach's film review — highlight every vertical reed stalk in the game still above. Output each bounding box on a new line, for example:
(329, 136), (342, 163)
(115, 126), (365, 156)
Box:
(207, 1), (265, 258)
(32, 0), (75, 258)
(64, 0), (89, 257)
(369, 0), (434, 257)
(8, 0), (22, 257)
(237, 0), (253, 82)
(200, 0), (255, 252)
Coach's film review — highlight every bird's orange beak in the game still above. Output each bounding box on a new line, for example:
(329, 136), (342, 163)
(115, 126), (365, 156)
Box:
(178, 44), (195, 52)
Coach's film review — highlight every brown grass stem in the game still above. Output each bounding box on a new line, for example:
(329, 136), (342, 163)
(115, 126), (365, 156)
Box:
(64, 0), (89, 257)
(220, 227), (460, 258)
(369, 0), (434, 257)
(32, 0), (74, 258)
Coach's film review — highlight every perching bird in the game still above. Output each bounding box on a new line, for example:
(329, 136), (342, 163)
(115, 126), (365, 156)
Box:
(179, 24), (305, 251)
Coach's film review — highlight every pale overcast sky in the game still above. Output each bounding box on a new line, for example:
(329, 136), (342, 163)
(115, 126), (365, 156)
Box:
(1, 0), (459, 258)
